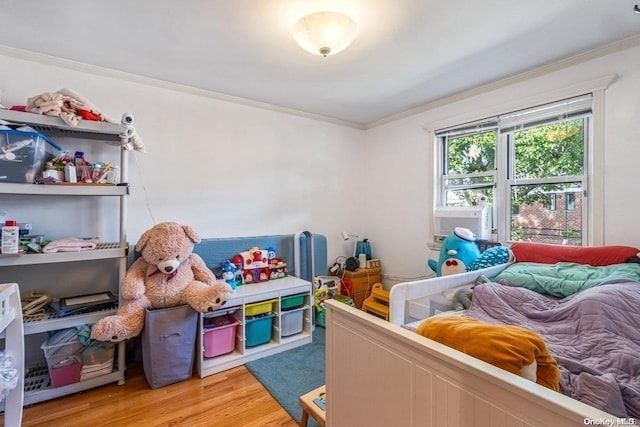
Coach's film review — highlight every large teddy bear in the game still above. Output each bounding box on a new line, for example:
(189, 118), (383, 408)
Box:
(91, 222), (232, 342)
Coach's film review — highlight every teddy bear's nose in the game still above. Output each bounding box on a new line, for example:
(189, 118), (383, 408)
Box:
(157, 259), (180, 274)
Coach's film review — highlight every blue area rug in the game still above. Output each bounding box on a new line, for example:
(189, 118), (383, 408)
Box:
(246, 327), (325, 426)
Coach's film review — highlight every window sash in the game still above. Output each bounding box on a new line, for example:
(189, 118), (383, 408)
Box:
(435, 118), (498, 139)
(436, 94), (591, 245)
(499, 95), (592, 134)
(436, 95), (592, 138)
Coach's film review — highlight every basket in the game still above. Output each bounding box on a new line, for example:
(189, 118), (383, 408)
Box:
(141, 305), (198, 389)
(281, 293), (306, 311)
(280, 307), (304, 337)
(245, 299), (277, 317)
(203, 316), (240, 358)
(245, 312), (275, 347)
(315, 306), (326, 328)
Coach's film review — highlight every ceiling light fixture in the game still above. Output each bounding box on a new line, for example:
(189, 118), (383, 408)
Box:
(635, 4), (640, 13)
(293, 11), (357, 57)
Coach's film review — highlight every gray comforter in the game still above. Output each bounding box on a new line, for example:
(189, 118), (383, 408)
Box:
(466, 280), (640, 418)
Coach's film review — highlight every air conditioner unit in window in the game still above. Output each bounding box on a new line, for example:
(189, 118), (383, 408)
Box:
(433, 206), (491, 242)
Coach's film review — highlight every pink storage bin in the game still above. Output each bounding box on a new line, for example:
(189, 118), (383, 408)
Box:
(50, 362), (82, 387)
(203, 316), (240, 358)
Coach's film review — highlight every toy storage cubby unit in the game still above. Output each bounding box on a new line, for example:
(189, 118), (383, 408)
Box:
(196, 276), (312, 378)
(0, 109), (134, 406)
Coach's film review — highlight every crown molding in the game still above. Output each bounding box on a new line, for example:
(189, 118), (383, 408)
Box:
(2, 33), (638, 132)
(366, 33), (640, 129)
(0, 44), (365, 130)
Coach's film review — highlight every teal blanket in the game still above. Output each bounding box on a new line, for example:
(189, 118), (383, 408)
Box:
(492, 262), (640, 297)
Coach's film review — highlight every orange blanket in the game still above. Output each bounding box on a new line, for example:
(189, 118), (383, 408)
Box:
(416, 316), (560, 391)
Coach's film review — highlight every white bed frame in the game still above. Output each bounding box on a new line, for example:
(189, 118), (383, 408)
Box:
(325, 266), (618, 427)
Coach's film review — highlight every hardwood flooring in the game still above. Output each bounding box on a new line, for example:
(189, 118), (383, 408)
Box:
(12, 362), (298, 427)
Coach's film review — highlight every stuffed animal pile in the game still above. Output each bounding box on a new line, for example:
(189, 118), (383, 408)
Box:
(91, 222), (232, 342)
(428, 227), (512, 277)
(428, 227), (513, 310)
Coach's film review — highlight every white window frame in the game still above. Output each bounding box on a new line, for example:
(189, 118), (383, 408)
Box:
(435, 119), (498, 209)
(498, 95), (591, 244)
(428, 74), (616, 246)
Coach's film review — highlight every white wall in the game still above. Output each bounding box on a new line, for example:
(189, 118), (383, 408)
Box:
(364, 44), (640, 284)
(2, 44), (639, 283)
(0, 51), (366, 266)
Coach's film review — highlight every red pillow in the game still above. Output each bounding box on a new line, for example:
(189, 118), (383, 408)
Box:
(510, 242), (640, 266)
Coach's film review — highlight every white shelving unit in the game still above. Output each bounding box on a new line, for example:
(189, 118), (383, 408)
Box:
(0, 283), (25, 426)
(196, 275), (313, 378)
(0, 110), (133, 406)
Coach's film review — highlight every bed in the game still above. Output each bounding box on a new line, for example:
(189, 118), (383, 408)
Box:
(325, 243), (640, 427)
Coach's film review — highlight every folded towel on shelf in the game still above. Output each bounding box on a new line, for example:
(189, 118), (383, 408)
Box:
(26, 92), (96, 127)
(57, 88), (146, 153)
(42, 238), (99, 253)
(23, 88), (146, 153)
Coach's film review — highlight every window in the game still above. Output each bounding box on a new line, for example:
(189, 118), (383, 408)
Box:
(435, 94), (591, 246)
(438, 119), (498, 208)
(566, 192), (576, 211)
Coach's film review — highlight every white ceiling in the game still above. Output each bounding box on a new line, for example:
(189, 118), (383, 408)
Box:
(1, 1), (639, 128)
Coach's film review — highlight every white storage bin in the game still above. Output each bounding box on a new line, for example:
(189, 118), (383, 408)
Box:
(280, 307), (305, 337)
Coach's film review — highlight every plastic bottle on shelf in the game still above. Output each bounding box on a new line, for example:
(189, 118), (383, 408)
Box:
(91, 162), (102, 182)
(107, 165), (120, 184)
(74, 152), (85, 181)
(1, 220), (20, 254)
(64, 162), (77, 183)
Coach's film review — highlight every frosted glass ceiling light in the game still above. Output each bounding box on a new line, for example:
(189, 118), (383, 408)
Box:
(293, 11), (357, 57)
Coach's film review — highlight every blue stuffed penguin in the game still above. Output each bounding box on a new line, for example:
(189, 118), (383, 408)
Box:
(428, 227), (480, 276)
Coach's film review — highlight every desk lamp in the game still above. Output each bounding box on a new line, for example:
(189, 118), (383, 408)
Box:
(341, 231), (359, 256)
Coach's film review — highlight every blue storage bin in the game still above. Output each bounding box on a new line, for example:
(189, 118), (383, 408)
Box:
(245, 312), (275, 347)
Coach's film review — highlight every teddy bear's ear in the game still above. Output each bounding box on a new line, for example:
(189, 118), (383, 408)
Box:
(182, 224), (201, 244)
(136, 228), (152, 252)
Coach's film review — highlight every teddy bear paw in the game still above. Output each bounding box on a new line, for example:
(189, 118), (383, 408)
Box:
(91, 315), (140, 342)
(201, 283), (233, 312)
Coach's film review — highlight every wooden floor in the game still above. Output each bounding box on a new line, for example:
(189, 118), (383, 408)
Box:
(10, 362), (299, 427)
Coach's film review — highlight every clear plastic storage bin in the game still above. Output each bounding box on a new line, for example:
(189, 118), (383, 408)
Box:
(41, 335), (84, 387)
(0, 129), (57, 183)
